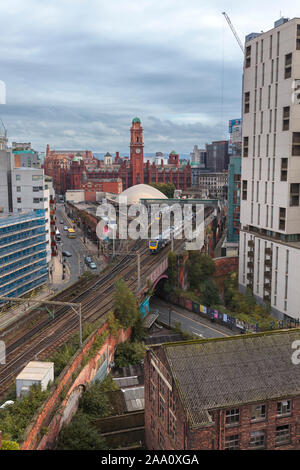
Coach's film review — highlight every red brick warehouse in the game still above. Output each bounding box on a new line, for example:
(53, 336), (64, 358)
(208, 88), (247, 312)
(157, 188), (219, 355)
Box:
(43, 118), (192, 194)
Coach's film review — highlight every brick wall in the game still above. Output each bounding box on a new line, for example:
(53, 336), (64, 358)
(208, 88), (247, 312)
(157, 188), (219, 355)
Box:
(20, 322), (131, 450)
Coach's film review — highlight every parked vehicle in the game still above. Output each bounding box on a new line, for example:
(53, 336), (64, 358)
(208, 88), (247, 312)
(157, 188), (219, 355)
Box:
(60, 219), (64, 224)
(89, 262), (97, 269)
(63, 226), (68, 231)
(62, 250), (72, 257)
(85, 256), (92, 265)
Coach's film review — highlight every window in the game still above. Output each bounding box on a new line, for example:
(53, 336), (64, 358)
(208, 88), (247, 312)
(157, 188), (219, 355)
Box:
(276, 425), (290, 445)
(16, 174), (21, 181)
(284, 53), (292, 79)
(169, 410), (176, 440)
(243, 137), (249, 157)
(250, 430), (265, 448)
(16, 186), (21, 192)
(33, 198), (40, 204)
(292, 132), (300, 156)
(245, 45), (251, 68)
(17, 197), (21, 204)
(32, 175), (43, 181)
(225, 434), (239, 450)
(279, 208), (286, 231)
(244, 92), (250, 113)
(297, 25), (300, 50)
(290, 183), (300, 206)
(242, 181), (247, 200)
(283, 106), (290, 131)
(159, 395), (165, 421)
(251, 404), (266, 421)
(158, 430), (165, 449)
(150, 380), (156, 403)
(277, 400), (291, 416)
(33, 186), (40, 192)
(281, 158), (288, 181)
(225, 408), (240, 425)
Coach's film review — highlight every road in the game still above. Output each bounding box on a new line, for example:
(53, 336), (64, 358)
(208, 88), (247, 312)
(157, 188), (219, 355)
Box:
(150, 297), (235, 339)
(55, 205), (103, 284)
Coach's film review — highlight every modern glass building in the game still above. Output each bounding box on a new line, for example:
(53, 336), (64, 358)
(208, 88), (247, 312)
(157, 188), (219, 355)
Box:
(0, 210), (48, 298)
(227, 156), (241, 243)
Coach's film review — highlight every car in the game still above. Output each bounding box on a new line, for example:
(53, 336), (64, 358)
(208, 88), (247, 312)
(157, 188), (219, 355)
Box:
(63, 226), (68, 231)
(62, 250), (72, 257)
(60, 219), (64, 224)
(85, 256), (92, 265)
(89, 262), (97, 269)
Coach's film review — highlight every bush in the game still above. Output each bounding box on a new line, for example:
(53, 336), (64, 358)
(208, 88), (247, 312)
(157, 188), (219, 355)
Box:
(114, 341), (146, 368)
(56, 412), (107, 450)
(0, 440), (20, 450)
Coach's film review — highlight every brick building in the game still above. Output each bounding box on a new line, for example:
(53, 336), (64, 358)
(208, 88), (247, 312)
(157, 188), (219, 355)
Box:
(43, 118), (192, 195)
(144, 329), (300, 450)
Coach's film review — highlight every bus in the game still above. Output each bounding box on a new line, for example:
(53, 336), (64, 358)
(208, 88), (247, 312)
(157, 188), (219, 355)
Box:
(67, 228), (76, 239)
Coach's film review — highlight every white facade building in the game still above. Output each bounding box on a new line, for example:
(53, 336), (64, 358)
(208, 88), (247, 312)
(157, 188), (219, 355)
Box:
(239, 17), (300, 320)
(11, 168), (53, 263)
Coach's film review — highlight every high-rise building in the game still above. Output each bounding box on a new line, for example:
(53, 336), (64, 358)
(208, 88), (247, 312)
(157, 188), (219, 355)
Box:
(239, 17), (300, 320)
(206, 140), (229, 172)
(227, 119), (242, 243)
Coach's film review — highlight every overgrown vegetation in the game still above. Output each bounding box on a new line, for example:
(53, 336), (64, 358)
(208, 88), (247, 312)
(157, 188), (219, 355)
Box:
(56, 375), (118, 450)
(113, 279), (140, 329)
(0, 384), (50, 443)
(0, 440), (20, 450)
(164, 251), (178, 293)
(223, 272), (275, 330)
(114, 341), (146, 368)
(186, 252), (221, 307)
(56, 411), (107, 450)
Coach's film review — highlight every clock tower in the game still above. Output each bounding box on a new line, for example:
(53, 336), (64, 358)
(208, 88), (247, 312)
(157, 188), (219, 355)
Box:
(130, 117), (144, 186)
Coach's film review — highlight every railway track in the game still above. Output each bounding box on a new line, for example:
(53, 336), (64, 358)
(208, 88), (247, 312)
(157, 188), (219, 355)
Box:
(0, 239), (181, 397)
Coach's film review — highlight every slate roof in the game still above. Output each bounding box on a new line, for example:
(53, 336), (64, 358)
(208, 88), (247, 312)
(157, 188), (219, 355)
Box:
(163, 329), (300, 428)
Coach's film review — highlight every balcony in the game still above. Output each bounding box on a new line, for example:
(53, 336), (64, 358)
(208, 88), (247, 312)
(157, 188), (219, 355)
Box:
(264, 283), (271, 293)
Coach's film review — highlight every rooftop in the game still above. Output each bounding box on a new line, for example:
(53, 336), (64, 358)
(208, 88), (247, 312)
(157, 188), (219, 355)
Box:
(162, 329), (300, 428)
(16, 361), (54, 382)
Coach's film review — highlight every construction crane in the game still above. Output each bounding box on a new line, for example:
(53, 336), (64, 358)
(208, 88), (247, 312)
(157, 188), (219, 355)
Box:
(222, 12), (244, 53)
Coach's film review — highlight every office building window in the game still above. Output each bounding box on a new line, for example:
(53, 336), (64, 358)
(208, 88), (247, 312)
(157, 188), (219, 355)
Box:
(250, 430), (266, 448)
(281, 158), (288, 181)
(242, 181), (247, 200)
(251, 404), (266, 421)
(225, 408), (240, 425)
(284, 53), (292, 79)
(282, 106), (290, 131)
(290, 183), (300, 206)
(243, 137), (249, 157)
(225, 434), (239, 450)
(276, 425), (290, 446)
(16, 186), (21, 192)
(245, 45), (251, 68)
(297, 25), (300, 50)
(277, 400), (291, 416)
(279, 207), (286, 230)
(244, 92), (250, 113)
(292, 133), (300, 156)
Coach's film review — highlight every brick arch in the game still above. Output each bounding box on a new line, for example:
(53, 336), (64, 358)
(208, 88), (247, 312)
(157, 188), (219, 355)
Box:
(152, 274), (168, 289)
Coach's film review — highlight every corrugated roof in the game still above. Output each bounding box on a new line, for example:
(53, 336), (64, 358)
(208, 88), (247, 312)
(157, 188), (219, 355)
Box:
(122, 386), (144, 412)
(163, 329), (300, 427)
(16, 361), (54, 381)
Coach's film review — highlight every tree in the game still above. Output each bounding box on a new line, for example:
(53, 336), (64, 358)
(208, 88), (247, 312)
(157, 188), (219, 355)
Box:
(187, 252), (216, 291)
(149, 182), (176, 198)
(57, 412), (107, 450)
(79, 384), (110, 418)
(114, 341), (146, 368)
(201, 279), (221, 307)
(113, 279), (140, 329)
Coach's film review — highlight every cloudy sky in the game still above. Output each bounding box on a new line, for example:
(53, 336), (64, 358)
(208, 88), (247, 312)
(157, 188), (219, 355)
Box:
(0, 0), (299, 154)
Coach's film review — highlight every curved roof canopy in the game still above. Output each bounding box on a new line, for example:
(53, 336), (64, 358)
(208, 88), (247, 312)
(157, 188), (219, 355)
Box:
(120, 184), (167, 205)
(132, 117), (141, 123)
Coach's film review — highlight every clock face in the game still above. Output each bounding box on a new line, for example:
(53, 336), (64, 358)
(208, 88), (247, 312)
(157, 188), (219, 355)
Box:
(136, 148), (141, 154)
